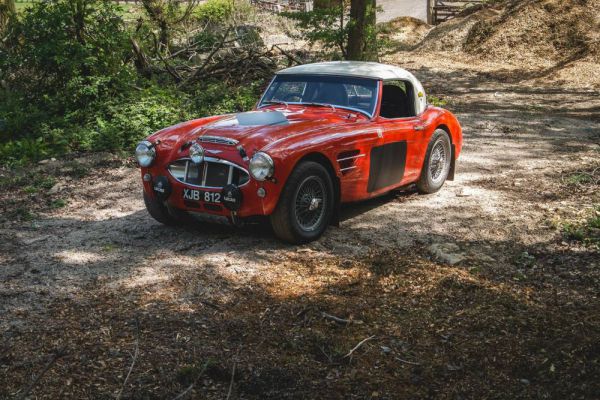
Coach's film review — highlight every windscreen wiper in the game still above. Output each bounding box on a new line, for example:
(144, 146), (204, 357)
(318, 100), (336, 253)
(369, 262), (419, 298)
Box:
(300, 102), (336, 112)
(262, 100), (289, 107)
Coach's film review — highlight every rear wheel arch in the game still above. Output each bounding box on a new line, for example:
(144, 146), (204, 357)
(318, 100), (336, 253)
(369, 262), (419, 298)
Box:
(436, 124), (452, 142)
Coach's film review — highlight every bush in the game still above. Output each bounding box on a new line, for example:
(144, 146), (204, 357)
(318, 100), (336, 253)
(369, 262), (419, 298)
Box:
(0, 0), (266, 166)
(191, 80), (264, 116)
(1, 0), (133, 111)
(90, 87), (192, 152)
(194, 0), (234, 23)
(0, 0), (135, 157)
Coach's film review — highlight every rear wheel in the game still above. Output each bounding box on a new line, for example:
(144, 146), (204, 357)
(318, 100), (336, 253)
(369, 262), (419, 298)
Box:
(417, 129), (452, 194)
(143, 191), (187, 226)
(270, 161), (334, 244)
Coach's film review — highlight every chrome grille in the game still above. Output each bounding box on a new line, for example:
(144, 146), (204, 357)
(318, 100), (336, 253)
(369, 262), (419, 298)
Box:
(168, 157), (249, 189)
(198, 136), (239, 146)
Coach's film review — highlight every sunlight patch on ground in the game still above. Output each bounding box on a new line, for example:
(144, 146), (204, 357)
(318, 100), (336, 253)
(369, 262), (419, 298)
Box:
(119, 265), (171, 288)
(54, 250), (106, 265)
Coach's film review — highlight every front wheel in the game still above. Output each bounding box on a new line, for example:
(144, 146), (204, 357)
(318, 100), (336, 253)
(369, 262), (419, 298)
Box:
(143, 191), (188, 226)
(417, 129), (452, 194)
(270, 161), (334, 244)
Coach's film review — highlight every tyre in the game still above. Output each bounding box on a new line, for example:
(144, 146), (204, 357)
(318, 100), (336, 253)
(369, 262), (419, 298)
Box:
(143, 191), (187, 226)
(270, 161), (334, 244)
(417, 129), (452, 194)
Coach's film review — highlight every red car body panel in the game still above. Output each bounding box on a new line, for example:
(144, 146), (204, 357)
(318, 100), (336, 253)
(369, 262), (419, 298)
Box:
(140, 83), (462, 220)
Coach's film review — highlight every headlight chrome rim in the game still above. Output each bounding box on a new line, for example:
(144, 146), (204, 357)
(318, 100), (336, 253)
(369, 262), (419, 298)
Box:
(135, 140), (156, 167)
(249, 152), (274, 181)
(189, 143), (205, 164)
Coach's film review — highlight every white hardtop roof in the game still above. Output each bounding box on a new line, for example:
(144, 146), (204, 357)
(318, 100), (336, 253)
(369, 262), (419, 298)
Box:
(277, 61), (417, 81)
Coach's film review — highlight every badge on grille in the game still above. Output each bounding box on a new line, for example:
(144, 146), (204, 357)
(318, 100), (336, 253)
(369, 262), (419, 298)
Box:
(153, 176), (171, 200)
(221, 184), (243, 211)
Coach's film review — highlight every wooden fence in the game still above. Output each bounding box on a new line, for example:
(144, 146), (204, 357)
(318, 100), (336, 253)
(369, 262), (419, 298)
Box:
(430, 0), (486, 24)
(249, 0), (313, 13)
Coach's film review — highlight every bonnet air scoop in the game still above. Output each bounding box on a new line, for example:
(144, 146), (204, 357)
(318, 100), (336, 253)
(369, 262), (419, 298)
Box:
(235, 111), (289, 126)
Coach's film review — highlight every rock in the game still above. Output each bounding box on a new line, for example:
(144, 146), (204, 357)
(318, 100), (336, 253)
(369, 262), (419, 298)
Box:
(428, 243), (466, 265)
(455, 188), (471, 197)
(48, 183), (64, 194)
(380, 346), (392, 354)
(475, 253), (496, 263)
(38, 157), (56, 165)
(21, 235), (50, 245)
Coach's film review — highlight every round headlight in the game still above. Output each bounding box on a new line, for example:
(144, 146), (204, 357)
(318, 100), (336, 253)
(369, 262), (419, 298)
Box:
(135, 140), (155, 167)
(189, 143), (205, 164)
(249, 152), (274, 181)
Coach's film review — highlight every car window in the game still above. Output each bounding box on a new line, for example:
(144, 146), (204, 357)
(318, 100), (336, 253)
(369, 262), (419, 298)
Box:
(380, 80), (416, 118)
(261, 74), (378, 116)
(269, 81), (307, 103)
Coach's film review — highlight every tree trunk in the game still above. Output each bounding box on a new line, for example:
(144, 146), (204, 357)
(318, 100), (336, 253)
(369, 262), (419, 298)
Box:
(346, 0), (377, 61)
(0, 0), (16, 33)
(142, 0), (170, 51)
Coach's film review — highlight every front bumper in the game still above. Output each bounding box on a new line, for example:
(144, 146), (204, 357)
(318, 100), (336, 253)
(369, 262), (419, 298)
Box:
(141, 167), (275, 219)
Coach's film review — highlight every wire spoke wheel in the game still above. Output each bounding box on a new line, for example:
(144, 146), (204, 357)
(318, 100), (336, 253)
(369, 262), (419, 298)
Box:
(429, 140), (447, 183)
(293, 175), (327, 232)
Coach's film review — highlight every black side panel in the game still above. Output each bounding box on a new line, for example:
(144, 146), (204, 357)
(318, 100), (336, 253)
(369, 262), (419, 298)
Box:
(367, 141), (407, 192)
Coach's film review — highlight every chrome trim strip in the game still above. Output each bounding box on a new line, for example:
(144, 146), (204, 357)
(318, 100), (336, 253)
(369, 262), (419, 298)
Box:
(257, 77), (380, 119)
(227, 165), (233, 184)
(184, 160), (190, 181)
(258, 101), (374, 119)
(337, 154), (365, 162)
(340, 166), (357, 172)
(201, 161), (208, 186)
(167, 157), (250, 189)
(198, 135), (239, 145)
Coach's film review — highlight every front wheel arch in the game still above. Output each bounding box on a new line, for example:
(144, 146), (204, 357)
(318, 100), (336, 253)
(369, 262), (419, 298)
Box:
(286, 152), (341, 221)
(270, 160), (336, 244)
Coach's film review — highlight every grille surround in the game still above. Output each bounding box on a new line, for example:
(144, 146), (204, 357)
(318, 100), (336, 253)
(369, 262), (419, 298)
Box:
(167, 157), (250, 189)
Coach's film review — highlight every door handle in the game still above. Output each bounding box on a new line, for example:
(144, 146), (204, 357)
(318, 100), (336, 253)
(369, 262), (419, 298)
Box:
(414, 125), (425, 131)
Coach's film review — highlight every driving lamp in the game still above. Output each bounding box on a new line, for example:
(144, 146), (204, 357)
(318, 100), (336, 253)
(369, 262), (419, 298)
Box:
(189, 143), (205, 164)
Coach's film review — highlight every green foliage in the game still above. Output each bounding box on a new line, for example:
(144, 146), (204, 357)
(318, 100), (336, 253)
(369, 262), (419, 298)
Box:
(90, 87), (192, 152)
(191, 80), (264, 116)
(194, 0), (234, 23)
(1, 0), (133, 110)
(283, 4), (348, 57)
(566, 172), (594, 185)
(562, 206), (600, 247)
(428, 95), (448, 107)
(0, 0), (265, 166)
(50, 198), (67, 209)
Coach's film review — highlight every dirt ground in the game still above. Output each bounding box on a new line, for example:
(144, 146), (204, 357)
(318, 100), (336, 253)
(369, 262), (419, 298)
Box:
(1, 53), (599, 398)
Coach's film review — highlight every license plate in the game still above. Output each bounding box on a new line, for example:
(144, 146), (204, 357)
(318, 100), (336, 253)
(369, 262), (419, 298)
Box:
(182, 188), (221, 203)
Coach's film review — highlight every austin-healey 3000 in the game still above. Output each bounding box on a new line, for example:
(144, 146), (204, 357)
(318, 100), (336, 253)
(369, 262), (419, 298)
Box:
(135, 61), (463, 243)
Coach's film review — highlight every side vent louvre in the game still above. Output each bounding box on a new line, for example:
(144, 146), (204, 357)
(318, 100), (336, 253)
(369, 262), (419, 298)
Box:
(337, 150), (364, 174)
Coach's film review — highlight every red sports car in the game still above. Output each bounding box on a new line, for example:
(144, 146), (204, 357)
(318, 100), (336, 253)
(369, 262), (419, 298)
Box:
(135, 61), (462, 243)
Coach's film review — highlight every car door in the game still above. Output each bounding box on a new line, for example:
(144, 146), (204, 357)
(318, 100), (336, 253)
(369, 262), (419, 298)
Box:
(366, 81), (423, 193)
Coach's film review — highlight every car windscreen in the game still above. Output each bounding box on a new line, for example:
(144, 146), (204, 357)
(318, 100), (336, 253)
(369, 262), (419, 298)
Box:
(260, 74), (379, 117)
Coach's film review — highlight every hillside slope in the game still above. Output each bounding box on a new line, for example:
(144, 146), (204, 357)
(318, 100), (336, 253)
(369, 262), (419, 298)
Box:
(413, 0), (600, 87)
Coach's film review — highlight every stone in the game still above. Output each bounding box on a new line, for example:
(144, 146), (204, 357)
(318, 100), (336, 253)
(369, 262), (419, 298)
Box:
(428, 243), (466, 265)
